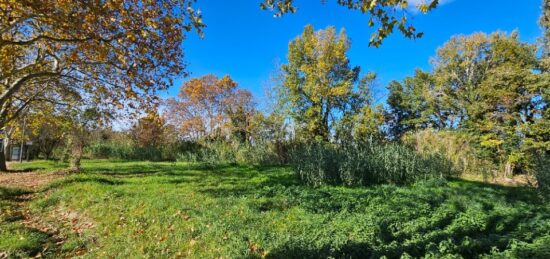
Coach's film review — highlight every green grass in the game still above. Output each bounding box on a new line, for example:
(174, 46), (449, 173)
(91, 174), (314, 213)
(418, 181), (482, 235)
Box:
(2, 160), (550, 258)
(0, 187), (51, 258)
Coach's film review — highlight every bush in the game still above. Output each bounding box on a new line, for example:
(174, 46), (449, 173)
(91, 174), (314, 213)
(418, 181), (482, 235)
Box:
(87, 140), (201, 161)
(290, 139), (458, 187)
(177, 140), (288, 166)
(533, 153), (550, 200)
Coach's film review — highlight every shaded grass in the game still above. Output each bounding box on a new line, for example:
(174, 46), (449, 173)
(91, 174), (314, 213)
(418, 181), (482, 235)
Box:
(2, 160), (550, 258)
(0, 187), (51, 258)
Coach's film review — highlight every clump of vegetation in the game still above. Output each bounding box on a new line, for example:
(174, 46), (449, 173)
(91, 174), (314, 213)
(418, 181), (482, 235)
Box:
(403, 129), (497, 178)
(533, 153), (550, 200)
(177, 140), (287, 166)
(291, 139), (457, 186)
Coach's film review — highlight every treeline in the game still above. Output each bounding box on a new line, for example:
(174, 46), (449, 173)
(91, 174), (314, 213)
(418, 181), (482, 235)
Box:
(5, 21), (549, 191)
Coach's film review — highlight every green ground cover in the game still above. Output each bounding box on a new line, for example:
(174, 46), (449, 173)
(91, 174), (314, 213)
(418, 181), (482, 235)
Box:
(1, 160), (549, 258)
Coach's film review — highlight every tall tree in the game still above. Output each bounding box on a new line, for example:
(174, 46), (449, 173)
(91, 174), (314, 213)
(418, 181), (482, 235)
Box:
(540, 0), (550, 71)
(389, 31), (546, 175)
(131, 110), (167, 148)
(66, 107), (107, 171)
(0, 0), (204, 171)
(260, 0), (440, 47)
(279, 25), (380, 142)
(165, 75), (255, 141)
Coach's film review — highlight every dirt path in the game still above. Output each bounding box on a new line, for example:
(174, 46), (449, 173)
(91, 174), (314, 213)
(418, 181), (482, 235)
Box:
(0, 171), (66, 189)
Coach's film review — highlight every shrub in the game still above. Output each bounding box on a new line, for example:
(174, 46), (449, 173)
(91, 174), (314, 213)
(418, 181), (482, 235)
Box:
(87, 140), (201, 161)
(532, 153), (550, 200)
(177, 140), (288, 166)
(290, 139), (458, 187)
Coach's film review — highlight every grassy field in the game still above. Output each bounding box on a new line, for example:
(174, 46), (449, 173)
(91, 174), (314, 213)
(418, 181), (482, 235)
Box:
(1, 160), (549, 258)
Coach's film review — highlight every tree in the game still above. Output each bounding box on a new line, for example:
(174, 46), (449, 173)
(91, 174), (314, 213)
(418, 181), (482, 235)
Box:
(165, 75), (255, 141)
(10, 101), (68, 160)
(224, 89), (256, 143)
(261, 0), (439, 47)
(540, 0), (550, 71)
(0, 0), (204, 171)
(279, 25), (380, 142)
(385, 70), (442, 139)
(66, 107), (107, 171)
(388, 31), (546, 176)
(336, 73), (384, 142)
(131, 110), (167, 148)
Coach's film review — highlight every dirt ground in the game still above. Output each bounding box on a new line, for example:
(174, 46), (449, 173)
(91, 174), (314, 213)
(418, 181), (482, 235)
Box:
(0, 171), (66, 189)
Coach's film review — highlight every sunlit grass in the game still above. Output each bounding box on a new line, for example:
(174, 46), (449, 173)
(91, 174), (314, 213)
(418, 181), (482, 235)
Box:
(1, 160), (549, 258)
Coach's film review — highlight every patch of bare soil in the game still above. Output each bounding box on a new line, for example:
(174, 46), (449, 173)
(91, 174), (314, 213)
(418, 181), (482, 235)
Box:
(0, 171), (67, 189)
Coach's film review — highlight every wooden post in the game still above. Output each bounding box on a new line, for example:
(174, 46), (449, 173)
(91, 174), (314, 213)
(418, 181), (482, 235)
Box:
(19, 117), (26, 163)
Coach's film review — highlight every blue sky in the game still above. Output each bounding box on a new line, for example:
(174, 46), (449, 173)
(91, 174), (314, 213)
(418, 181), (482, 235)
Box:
(165, 0), (543, 105)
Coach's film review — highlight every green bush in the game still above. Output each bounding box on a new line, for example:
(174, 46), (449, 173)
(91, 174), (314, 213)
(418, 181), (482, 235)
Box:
(176, 140), (287, 166)
(533, 153), (550, 200)
(87, 140), (201, 161)
(290, 139), (458, 187)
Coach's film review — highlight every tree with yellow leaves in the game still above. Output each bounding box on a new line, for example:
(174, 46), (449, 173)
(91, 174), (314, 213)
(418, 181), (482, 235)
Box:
(0, 0), (204, 171)
(279, 25), (381, 142)
(261, 0), (440, 47)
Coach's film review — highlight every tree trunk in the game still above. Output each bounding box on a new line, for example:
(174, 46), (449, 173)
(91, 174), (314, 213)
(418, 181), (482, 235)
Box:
(69, 128), (84, 172)
(0, 148), (7, 172)
(504, 161), (513, 178)
(70, 153), (82, 172)
(69, 143), (83, 172)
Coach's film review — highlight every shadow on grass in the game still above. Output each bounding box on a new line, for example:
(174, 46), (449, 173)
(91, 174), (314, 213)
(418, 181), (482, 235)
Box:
(3, 167), (47, 173)
(0, 187), (55, 258)
(0, 186), (33, 202)
(20, 160), (549, 258)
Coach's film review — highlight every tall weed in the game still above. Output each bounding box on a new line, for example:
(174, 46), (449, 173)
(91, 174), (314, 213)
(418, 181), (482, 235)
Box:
(290, 139), (458, 187)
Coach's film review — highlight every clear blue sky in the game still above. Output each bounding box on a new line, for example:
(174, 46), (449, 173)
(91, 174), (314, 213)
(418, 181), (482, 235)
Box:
(164, 0), (543, 105)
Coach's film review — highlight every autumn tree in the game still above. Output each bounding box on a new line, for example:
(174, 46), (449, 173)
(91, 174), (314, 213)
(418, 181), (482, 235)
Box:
(12, 101), (69, 160)
(279, 25), (381, 142)
(261, 0), (439, 47)
(0, 0), (204, 171)
(165, 75), (256, 142)
(131, 110), (167, 148)
(66, 107), (109, 171)
(224, 89), (256, 143)
(386, 31), (547, 176)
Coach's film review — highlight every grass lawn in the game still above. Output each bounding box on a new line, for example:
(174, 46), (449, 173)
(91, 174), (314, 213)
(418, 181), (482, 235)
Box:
(1, 160), (549, 258)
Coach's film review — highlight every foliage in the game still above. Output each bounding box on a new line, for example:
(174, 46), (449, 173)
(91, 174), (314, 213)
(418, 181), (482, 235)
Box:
(533, 152), (550, 200)
(279, 25), (381, 141)
(177, 140), (288, 167)
(403, 129), (496, 177)
(0, 0), (204, 128)
(385, 31), (548, 176)
(165, 75), (255, 142)
(87, 137), (200, 162)
(260, 0), (439, 47)
(290, 139), (457, 187)
(540, 0), (550, 71)
(130, 111), (170, 148)
(3, 160), (549, 258)
(0, 0), (204, 170)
